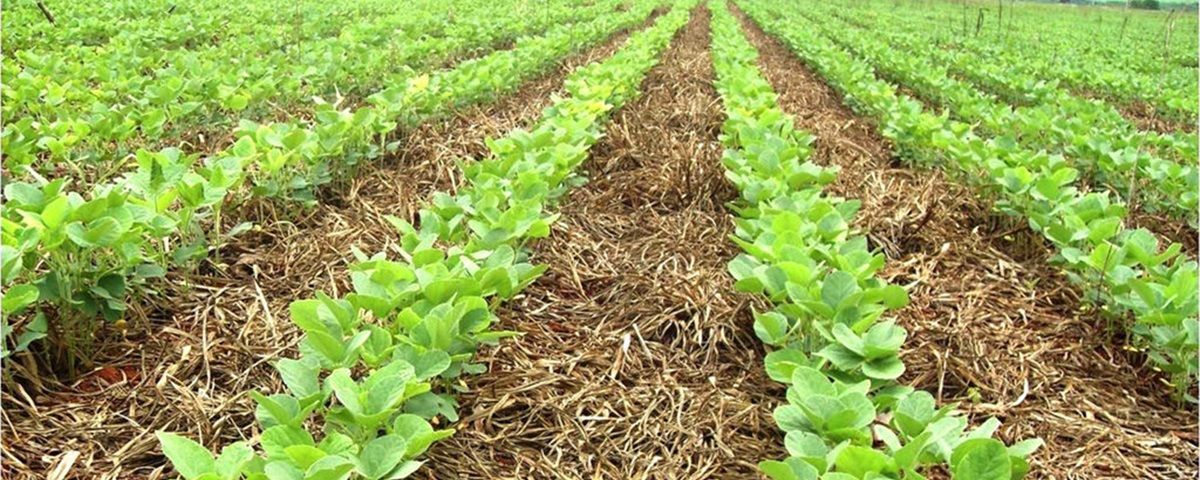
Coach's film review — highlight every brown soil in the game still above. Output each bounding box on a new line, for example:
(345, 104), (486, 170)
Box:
(0, 17), (651, 480)
(736, 6), (1199, 480)
(425, 6), (784, 478)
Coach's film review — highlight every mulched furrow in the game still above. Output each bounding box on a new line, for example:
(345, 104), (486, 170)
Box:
(426, 6), (784, 479)
(1110, 96), (1198, 136)
(0, 19), (652, 480)
(735, 7), (1199, 479)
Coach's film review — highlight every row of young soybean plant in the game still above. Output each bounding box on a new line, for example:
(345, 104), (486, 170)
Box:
(822, 6), (1199, 173)
(0, 1), (659, 375)
(826, 1), (1199, 123)
(835, 0), (1197, 73)
(737, 0), (1199, 401)
(792, 1), (1197, 225)
(3, 0), (603, 177)
(707, 2), (1041, 479)
(153, 3), (695, 479)
(823, 2), (1199, 143)
(883, 1), (1200, 121)
(2, 0), (403, 54)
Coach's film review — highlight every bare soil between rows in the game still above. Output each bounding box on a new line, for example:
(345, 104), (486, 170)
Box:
(735, 5), (1199, 479)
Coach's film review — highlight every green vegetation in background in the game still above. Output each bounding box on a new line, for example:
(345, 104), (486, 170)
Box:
(841, 0), (1198, 122)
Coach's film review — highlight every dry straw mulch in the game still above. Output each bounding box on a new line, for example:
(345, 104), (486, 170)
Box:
(1111, 97), (1198, 137)
(427, 6), (785, 478)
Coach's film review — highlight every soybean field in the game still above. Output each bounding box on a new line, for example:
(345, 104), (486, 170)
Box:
(1, 0), (1197, 478)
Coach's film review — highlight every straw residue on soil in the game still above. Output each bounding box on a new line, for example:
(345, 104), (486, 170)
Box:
(426, 6), (785, 479)
(0, 20), (651, 480)
(1111, 97), (1198, 136)
(736, 6), (1199, 479)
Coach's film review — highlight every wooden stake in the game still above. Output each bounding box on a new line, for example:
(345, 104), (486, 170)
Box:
(997, 0), (1002, 31)
(36, 0), (56, 25)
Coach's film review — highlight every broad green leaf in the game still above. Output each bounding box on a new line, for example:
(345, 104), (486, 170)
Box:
(759, 458), (819, 480)
(355, 435), (408, 480)
(326, 369), (363, 416)
(833, 445), (896, 477)
(250, 392), (301, 428)
(821, 271), (860, 310)
(816, 344), (863, 372)
(156, 432), (215, 480)
(304, 455), (355, 480)
(261, 425), (315, 461)
(391, 414), (453, 458)
(790, 367), (837, 397)
(754, 311), (791, 345)
(285, 445), (328, 471)
(951, 438), (1011, 480)
(264, 461), (304, 480)
(861, 356), (905, 380)
(65, 217), (124, 247)
(275, 357), (321, 398)
(1007, 438), (1044, 458)
(764, 348), (811, 383)
(2, 284), (40, 313)
(879, 285), (909, 309)
(774, 405), (810, 433)
(384, 460), (424, 479)
(318, 432), (357, 456)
